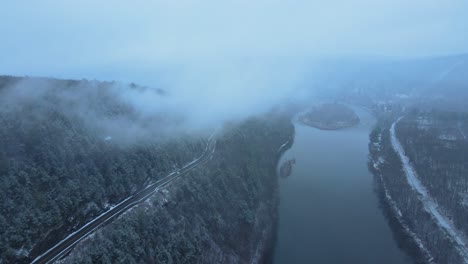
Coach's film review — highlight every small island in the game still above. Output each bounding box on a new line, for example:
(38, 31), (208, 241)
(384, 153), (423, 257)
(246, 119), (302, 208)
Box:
(299, 103), (360, 130)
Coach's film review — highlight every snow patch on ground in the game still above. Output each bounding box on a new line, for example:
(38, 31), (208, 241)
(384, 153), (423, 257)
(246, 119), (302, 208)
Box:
(438, 134), (458, 141)
(373, 157), (385, 170)
(416, 117), (433, 131)
(15, 247), (31, 258)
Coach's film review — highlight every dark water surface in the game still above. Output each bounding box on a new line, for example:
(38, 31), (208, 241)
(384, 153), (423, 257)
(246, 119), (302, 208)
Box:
(274, 108), (413, 264)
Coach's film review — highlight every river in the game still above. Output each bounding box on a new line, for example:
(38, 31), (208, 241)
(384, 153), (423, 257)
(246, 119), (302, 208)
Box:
(273, 108), (414, 264)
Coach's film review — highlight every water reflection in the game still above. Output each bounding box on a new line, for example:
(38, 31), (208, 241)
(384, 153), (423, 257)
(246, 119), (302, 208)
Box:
(273, 107), (413, 264)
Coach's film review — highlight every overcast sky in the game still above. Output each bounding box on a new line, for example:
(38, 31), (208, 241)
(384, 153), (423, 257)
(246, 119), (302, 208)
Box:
(1, 0), (467, 82)
(1, 0), (467, 130)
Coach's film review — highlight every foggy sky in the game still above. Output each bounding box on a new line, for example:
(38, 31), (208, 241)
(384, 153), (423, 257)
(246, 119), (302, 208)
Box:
(1, 0), (467, 81)
(1, 1), (468, 131)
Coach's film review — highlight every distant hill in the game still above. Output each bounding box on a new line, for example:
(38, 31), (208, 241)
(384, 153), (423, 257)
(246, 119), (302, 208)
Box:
(308, 54), (468, 111)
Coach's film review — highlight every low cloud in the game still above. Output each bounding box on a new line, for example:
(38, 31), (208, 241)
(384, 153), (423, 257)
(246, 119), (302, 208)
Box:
(0, 1), (467, 135)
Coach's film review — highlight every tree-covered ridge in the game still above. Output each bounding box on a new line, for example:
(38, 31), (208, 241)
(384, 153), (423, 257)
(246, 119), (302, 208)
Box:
(61, 114), (294, 264)
(396, 112), (468, 237)
(368, 109), (468, 264)
(0, 76), (205, 263)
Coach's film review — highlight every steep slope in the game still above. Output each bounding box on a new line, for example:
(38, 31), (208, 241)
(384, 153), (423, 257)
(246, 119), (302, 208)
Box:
(369, 111), (468, 264)
(0, 76), (205, 263)
(60, 115), (294, 263)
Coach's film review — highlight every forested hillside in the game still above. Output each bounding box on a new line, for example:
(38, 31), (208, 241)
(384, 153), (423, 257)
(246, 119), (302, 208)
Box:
(369, 110), (468, 264)
(60, 114), (294, 263)
(0, 76), (206, 263)
(313, 54), (468, 110)
(397, 112), (468, 238)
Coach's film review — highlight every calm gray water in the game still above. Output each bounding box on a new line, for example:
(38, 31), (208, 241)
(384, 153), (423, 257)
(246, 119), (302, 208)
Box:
(274, 108), (413, 264)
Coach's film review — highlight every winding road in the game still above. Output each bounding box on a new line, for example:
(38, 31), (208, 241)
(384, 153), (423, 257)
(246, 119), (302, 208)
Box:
(390, 118), (468, 263)
(31, 134), (217, 264)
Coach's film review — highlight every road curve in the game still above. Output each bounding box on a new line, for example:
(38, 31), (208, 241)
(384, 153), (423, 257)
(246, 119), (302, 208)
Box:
(31, 135), (217, 264)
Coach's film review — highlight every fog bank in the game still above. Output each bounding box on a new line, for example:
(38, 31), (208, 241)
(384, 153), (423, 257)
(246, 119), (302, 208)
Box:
(1, 1), (468, 132)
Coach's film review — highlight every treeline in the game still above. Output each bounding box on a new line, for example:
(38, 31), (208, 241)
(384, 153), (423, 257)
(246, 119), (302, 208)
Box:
(60, 114), (294, 264)
(0, 76), (205, 263)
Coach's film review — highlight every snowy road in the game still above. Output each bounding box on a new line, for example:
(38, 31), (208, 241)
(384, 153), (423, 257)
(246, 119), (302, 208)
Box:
(458, 123), (467, 140)
(31, 134), (217, 264)
(390, 118), (468, 263)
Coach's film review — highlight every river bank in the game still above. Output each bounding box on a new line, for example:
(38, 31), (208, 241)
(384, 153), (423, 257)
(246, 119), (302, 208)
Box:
(274, 107), (413, 263)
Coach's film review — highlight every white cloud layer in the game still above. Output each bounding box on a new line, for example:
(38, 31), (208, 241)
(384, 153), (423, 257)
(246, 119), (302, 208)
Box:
(1, 0), (467, 129)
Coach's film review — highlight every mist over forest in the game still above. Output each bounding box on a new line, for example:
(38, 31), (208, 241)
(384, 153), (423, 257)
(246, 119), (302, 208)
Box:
(1, 1), (468, 264)
(1, 1), (467, 128)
